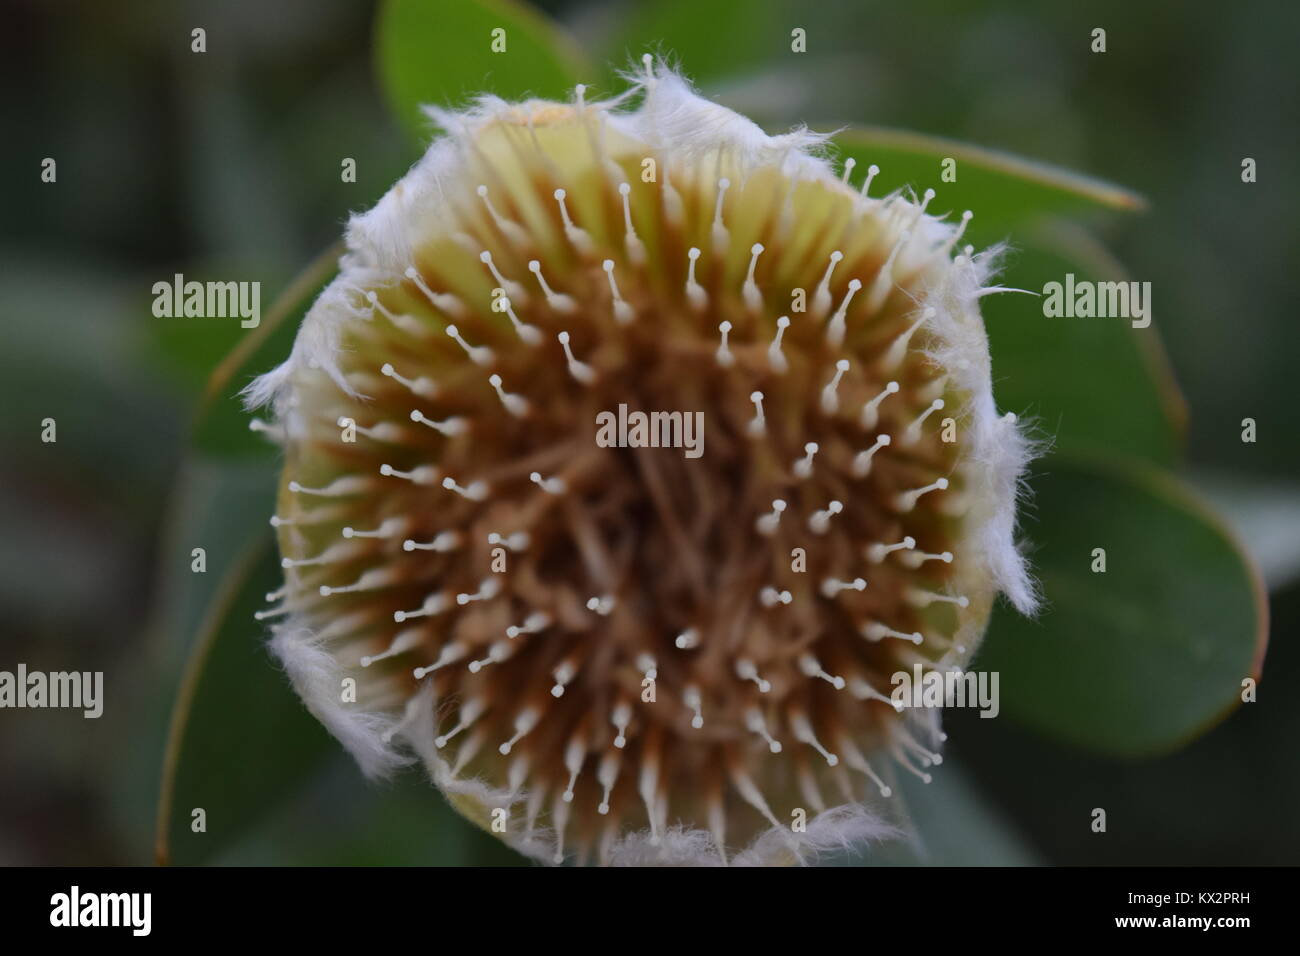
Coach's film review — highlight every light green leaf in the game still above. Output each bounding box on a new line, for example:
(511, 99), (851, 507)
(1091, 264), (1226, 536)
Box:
(155, 537), (335, 865)
(377, 0), (590, 145)
(976, 454), (1268, 757)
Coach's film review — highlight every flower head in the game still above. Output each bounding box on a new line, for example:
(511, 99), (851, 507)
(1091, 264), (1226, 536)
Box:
(248, 60), (1036, 865)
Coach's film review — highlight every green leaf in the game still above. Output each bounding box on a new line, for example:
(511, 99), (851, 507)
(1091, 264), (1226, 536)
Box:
(594, 0), (786, 89)
(377, 0), (590, 145)
(976, 454), (1268, 757)
(835, 126), (1146, 248)
(190, 241), (342, 458)
(155, 537), (335, 865)
(984, 221), (1186, 465)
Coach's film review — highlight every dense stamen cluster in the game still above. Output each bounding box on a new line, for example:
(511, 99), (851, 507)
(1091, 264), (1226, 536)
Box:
(251, 62), (1035, 866)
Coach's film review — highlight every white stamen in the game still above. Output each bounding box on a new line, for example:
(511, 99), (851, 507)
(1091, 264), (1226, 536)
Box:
(745, 708), (782, 754)
(553, 188), (593, 254)
(341, 517), (405, 540)
(791, 711), (840, 765)
(498, 296), (542, 345)
(759, 586), (793, 607)
(317, 567), (396, 597)
(586, 594), (615, 616)
(457, 577), (501, 606)
(610, 701), (632, 749)
(636, 653), (657, 681)
(404, 267), (466, 317)
(379, 462), (440, 485)
(488, 373), (529, 417)
(735, 658), (771, 693)
(859, 380), (900, 429)
(434, 698), (485, 749)
(748, 391), (766, 436)
(380, 362), (437, 398)
(562, 734), (586, 801)
(903, 398), (945, 444)
(596, 749), (621, 814)
(849, 676), (904, 711)
(498, 707), (540, 755)
(825, 277), (861, 347)
(412, 640), (467, 678)
(742, 243), (764, 312)
(286, 476), (371, 497)
(487, 531), (530, 552)
(527, 259), (576, 313)
(410, 409), (467, 436)
(557, 330), (596, 384)
(711, 177), (730, 252)
(939, 210), (974, 258)
(841, 738), (893, 795)
(895, 476), (949, 512)
(863, 622), (924, 644)
(808, 499), (843, 534)
(860, 164), (879, 198)
(393, 592), (450, 624)
(798, 655), (846, 691)
(684, 685), (704, 729)
(907, 588), (969, 609)
(793, 441), (819, 479)
(467, 640), (512, 673)
(551, 658), (578, 697)
(900, 549), (954, 568)
(444, 324), (494, 366)
(475, 185), (528, 246)
(867, 535), (916, 563)
(601, 259), (634, 324)
(755, 499), (787, 536)
(768, 315), (791, 373)
(506, 610), (550, 639)
(840, 157), (856, 183)
(715, 320), (733, 367)
(865, 231), (910, 313)
(820, 358), (850, 413)
(675, 628), (700, 650)
(886, 307), (936, 370)
(811, 250), (843, 317)
(441, 475), (489, 501)
(684, 247), (706, 309)
(851, 433), (891, 478)
(529, 471), (566, 495)
(618, 182), (646, 265)
(403, 531), (461, 553)
(820, 577), (866, 599)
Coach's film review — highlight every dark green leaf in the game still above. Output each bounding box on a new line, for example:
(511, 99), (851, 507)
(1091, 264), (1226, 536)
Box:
(984, 222), (1186, 465)
(377, 0), (590, 145)
(976, 454), (1268, 756)
(155, 537), (335, 865)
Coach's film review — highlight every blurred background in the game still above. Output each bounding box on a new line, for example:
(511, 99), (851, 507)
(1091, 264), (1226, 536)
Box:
(1, 0), (1296, 865)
